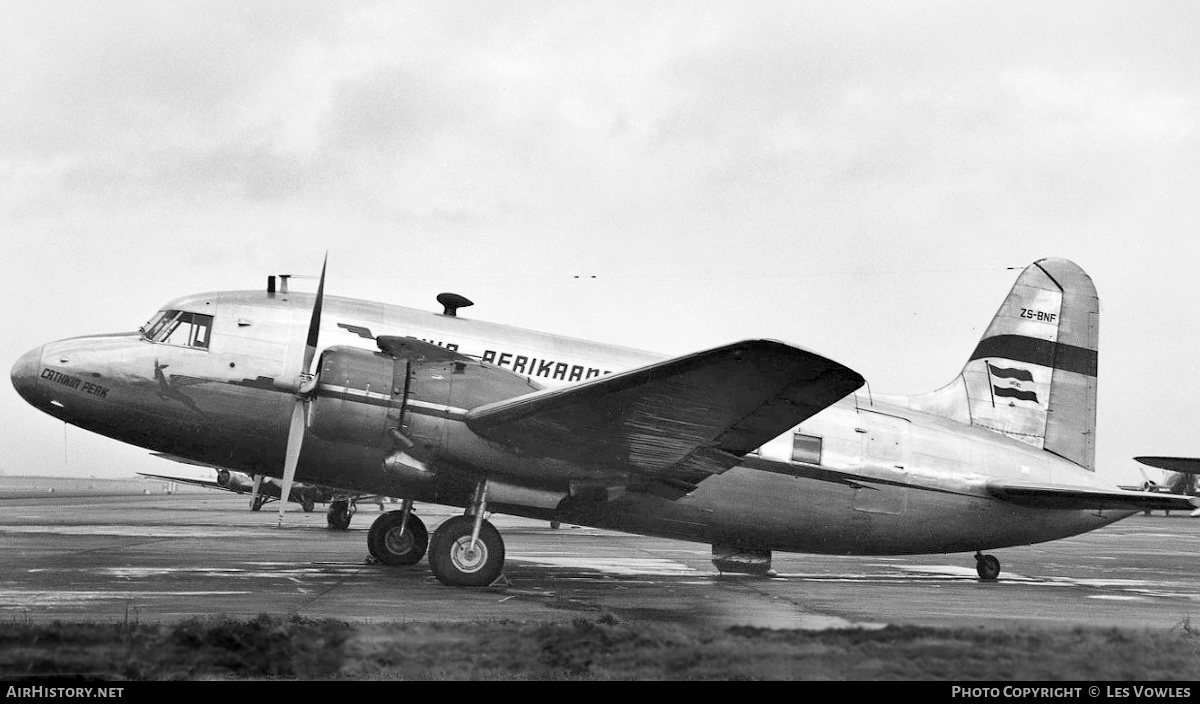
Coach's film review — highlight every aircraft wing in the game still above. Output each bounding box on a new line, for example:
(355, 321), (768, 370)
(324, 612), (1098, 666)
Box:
(466, 339), (864, 495)
(137, 472), (225, 491)
(987, 481), (1200, 512)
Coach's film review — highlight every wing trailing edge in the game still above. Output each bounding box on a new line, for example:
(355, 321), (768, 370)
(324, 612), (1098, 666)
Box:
(465, 339), (864, 489)
(988, 480), (1200, 512)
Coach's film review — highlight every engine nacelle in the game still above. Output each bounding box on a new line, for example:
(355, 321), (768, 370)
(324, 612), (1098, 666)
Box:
(222, 471), (255, 493)
(309, 343), (542, 476)
(308, 347), (395, 448)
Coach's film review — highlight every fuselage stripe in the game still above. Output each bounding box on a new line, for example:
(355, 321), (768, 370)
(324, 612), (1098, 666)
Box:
(313, 387), (469, 420)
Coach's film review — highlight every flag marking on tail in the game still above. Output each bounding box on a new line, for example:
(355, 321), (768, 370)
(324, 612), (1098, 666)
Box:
(986, 364), (1033, 382)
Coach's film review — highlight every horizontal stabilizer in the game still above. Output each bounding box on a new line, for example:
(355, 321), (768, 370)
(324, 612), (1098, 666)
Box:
(466, 339), (863, 485)
(988, 480), (1200, 512)
(1135, 456), (1200, 475)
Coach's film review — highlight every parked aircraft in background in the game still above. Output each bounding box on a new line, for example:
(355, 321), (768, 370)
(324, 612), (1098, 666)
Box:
(1127, 456), (1200, 517)
(12, 257), (1198, 586)
(138, 464), (387, 528)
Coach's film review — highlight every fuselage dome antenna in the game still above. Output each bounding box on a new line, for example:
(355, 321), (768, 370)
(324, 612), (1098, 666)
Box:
(437, 293), (474, 317)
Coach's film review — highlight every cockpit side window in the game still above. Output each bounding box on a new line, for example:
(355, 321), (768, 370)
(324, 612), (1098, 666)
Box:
(141, 310), (214, 349)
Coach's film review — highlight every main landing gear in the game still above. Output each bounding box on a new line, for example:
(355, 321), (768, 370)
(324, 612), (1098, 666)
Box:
(429, 515), (505, 587)
(975, 551), (1001, 581)
(367, 499), (429, 566)
(426, 482), (505, 587)
(367, 482), (506, 587)
(327, 498), (356, 530)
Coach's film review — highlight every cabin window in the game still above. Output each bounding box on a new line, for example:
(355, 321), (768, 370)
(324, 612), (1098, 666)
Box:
(141, 310), (213, 349)
(792, 432), (822, 464)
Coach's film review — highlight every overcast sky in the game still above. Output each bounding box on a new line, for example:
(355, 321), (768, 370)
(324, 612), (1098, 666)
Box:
(2, 1), (1198, 487)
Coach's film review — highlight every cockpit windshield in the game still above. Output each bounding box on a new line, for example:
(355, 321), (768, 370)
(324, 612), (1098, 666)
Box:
(140, 310), (213, 349)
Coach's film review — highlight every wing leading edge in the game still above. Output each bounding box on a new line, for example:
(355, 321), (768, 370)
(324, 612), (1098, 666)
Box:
(987, 481), (1200, 512)
(466, 339), (864, 493)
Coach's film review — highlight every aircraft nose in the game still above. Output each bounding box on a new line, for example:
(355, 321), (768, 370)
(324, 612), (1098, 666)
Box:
(11, 345), (43, 404)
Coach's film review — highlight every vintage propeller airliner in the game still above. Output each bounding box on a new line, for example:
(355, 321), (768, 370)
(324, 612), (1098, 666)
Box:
(12, 258), (1197, 586)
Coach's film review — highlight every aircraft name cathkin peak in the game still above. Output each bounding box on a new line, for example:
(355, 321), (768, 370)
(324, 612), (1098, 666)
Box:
(40, 368), (109, 398)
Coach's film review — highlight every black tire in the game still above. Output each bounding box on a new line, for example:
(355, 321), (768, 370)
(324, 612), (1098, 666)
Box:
(300, 496), (315, 513)
(368, 512), (428, 566)
(429, 515), (505, 587)
(975, 554), (1001, 581)
(327, 500), (352, 530)
(250, 496), (263, 512)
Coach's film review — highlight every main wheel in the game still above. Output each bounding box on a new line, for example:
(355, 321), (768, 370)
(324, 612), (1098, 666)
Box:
(300, 495), (315, 513)
(429, 515), (505, 587)
(975, 553), (1001, 581)
(368, 511), (428, 566)
(327, 500), (353, 530)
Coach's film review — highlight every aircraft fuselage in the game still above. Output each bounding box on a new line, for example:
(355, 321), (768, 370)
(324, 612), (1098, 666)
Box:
(11, 287), (1129, 558)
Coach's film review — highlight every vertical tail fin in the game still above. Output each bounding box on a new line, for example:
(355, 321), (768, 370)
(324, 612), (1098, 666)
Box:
(908, 258), (1099, 470)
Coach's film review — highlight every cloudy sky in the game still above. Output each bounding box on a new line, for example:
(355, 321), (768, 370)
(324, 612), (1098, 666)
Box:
(2, 1), (1198, 488)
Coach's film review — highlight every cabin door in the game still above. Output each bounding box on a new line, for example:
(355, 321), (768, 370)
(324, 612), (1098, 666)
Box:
(853, 410), (910, 515)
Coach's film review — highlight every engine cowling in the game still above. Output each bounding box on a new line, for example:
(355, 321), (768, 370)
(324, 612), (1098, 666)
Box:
(222, 471), (255, 493)
(307, 344), (541, 480)
(308, 347), (395, 448)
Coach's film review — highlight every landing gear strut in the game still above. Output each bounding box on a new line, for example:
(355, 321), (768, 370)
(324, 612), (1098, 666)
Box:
(367, 500), (428, 565)
(428, 481), (505, 587)
(975, 552), (1001, 581)
(250, 494), (268, 512)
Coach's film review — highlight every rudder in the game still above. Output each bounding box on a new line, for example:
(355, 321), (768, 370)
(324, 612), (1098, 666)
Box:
(908, 258), (1099, 470)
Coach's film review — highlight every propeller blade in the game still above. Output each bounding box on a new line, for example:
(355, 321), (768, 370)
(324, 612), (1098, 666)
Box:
(277, 254), (326, 527)
(277, 400), (307, 527)
(302, 255), (327, 374)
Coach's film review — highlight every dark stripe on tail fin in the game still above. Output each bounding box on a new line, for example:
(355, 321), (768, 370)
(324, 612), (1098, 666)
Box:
(972, 336), (1097, 377)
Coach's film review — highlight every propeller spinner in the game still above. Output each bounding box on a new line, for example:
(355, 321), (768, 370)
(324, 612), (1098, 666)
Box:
(277, 255), (327, 527)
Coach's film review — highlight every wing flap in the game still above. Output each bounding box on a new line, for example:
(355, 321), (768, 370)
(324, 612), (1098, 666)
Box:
(466, 339), (863, 482)
(988, 481), (1200, 512)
